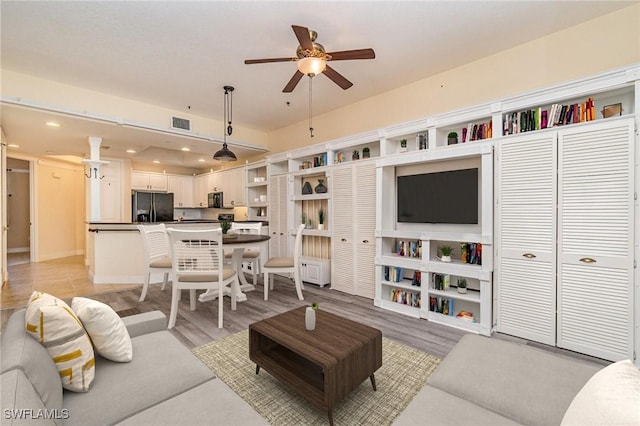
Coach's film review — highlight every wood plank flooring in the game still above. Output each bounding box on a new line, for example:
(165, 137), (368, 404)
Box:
(1, 256), (609, 365)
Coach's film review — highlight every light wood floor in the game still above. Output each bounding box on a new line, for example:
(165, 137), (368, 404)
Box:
(0, 256), (609, 365)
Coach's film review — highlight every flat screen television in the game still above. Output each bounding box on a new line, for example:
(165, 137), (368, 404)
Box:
(397, 168), (478, 224)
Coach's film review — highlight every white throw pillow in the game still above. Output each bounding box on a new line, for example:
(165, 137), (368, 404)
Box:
(561, 359), (640, 426)
(71, 297), (133, 362)
(25, 291), (95, 392)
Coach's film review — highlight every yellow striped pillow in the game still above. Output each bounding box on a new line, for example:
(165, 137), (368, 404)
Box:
(25, 291), (95, 392)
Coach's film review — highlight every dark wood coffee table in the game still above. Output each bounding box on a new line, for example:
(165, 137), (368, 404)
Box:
(249, 307), (383, 425)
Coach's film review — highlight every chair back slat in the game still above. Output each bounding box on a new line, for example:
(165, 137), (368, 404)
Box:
(231, 222), (262, 234)
(138, 224), (170, 263)
(166, 229), (223, 277)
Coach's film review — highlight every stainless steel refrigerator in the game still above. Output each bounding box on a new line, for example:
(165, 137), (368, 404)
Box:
(132, 191), (174, 222)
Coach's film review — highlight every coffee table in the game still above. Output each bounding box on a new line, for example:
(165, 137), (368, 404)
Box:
(249, 307), (382, 425)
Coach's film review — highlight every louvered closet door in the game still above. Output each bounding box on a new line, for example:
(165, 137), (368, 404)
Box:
(354, 162), (377, 299)
(268, 175), (289, 258)
(331, 165), (355, 294)
(557, 119), (634, 361)
(496, 132), (557, 345)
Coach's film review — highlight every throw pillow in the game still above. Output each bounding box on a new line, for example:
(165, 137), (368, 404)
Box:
(25, 291), (95, 392)
(561, 359), (640, 426)
(71, 297), (133, 362)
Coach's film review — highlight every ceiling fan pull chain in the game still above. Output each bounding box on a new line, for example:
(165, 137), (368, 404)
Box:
(309, 76), (312, 137)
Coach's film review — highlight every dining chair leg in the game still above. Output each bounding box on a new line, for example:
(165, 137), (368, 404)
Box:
(161, 272), (168, 291)
(218, 281), (224, 328)
(189, 289), (197, 311)
(294, 267), (304, 301)
(231, 277), (238, 311)
(139, 272), (151, 302)
(168, 285), (179, 329)
(263, 272), (269, 301)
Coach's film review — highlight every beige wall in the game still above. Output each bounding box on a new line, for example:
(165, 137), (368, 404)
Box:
(267, 4), (640, 153)
(34, 158), (86, 261)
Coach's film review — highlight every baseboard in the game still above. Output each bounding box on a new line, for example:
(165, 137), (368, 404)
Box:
(7, 247), (29, 254)
(36, 249), (85, 262)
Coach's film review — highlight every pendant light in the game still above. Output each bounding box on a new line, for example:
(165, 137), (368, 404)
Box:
(213, 85), (237, 162)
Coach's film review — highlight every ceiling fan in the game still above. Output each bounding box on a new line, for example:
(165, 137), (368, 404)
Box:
(244, 25), (375, 93)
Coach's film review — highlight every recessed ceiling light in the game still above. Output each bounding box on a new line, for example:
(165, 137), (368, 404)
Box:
(8, 143), (19, 148)
(126, 149), (136, 154)
(181, 147), (190, 152)
(153, 160), (160, 164)
(198, 159), (205, 163)
(45, 121), (60, 127)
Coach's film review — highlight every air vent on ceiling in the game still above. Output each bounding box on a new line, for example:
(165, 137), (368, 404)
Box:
(171, 116), (191, 132)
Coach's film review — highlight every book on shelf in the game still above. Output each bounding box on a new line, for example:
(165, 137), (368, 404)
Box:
(432, 273), (451, 291)
(503, 96), (598, 135)
(396, 239), (421, 258)
(384, 266), (404, 283)
(429, 296), (454, 316)
(391, 288), (420, 308)
(463, 120), (492, 142)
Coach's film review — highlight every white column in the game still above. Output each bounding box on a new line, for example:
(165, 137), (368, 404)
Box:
(85, 136), (107, 222)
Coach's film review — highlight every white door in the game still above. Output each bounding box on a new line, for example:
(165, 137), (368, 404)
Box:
(331, 164), (355, 294)
(495, 131), (557, 345)
(557, 119), (634, 361)
(354, 161), (376, 299)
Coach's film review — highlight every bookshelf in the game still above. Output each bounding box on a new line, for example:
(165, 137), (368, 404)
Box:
(246, 161), (268, 221)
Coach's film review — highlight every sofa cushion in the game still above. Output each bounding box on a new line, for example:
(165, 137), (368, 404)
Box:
(25, 292), (95, 392)
(427, 334), (602, 426)
(71, 297), (132, 362)
(116, 378), (268, 426)
(1, 309), (63, 414)
(561, 359), (640, 426)
(62, 330), (215, 426)
(395, 385), (522, 426)
(1, 370), (59, 426)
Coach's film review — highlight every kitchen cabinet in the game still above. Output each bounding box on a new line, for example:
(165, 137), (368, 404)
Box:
(131, 171), (168, 191)
(193, 174), (208, 208)
(167, 175), (194, 208)
(100, 161), (122, 222)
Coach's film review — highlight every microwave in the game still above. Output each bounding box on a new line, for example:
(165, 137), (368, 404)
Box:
(208, 192), (223, 208)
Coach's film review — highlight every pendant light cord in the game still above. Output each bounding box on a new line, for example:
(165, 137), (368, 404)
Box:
(308, 75), (314, 138)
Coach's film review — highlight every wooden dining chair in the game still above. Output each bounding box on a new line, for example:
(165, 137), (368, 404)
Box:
(263, 224), (306, 301)
(225, 222), (263, 285)
(137, 224), (172, 302)
(166, 228), (238, 329)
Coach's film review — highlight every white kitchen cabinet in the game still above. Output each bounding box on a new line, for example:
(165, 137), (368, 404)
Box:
(219, 167), (246, 207)
(300, 256), (330, 286)
(167, 175), (194, 208)
(193, 174), (208, 208)
(131, 171), (168, 191)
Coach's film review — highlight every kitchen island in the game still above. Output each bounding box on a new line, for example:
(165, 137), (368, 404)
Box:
(86, 221), (268, 288)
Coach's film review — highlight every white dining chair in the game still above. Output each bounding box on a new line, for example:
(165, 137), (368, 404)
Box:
(137, 224), (172, 302)
(225, 222), (263, 285)
(166, 228), (238, 329)
(263, 224), (306, 301)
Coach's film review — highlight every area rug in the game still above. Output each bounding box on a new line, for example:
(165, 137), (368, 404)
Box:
(192, 329), (440, 426)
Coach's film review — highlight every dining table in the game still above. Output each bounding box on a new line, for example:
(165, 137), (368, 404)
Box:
(198, 233), (270, 303)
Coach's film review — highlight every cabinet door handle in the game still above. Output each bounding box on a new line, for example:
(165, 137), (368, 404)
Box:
(579, 257), (596, 264)
(272, 232), (277, 235)
(362, 240), (369, 244)
(522, 253), (536, 259)
(341, 238), (347, 242)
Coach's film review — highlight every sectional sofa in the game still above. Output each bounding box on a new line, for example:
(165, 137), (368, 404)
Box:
(1, 309), (267, 425)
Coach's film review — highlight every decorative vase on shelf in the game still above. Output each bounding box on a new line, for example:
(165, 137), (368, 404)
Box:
(302, 181), (313, 195)
(314, 179), (327, 194)
(305, 307), (316, 331)
(318, 223), (324, 230)
(440, 255), (451, 262)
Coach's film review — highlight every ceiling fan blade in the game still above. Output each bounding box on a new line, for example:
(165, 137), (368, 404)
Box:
(323, 65), (353, 90)
(283, 70), (304, 93)
(292, 25), (313, 51)
(245, 57), (296, 64)
(327, 48), (376, 61)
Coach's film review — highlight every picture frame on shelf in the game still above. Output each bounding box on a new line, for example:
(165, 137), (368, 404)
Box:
(602, 103), (622, 118)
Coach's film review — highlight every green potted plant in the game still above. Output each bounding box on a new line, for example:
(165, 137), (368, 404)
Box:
(457, 278), (468, 294)
(362, 147), (371, 158)
(318, 208), (325, 230)
(220, 221), (231, 234)
(438, 245), (453, 262)
(400, 139), (408, 152)
(447, 132), (458, 145)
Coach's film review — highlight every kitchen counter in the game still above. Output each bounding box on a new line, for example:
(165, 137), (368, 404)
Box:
(86, 220), (269, 284)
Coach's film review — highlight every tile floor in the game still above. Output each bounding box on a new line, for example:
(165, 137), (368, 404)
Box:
(1, 255), (139, 309)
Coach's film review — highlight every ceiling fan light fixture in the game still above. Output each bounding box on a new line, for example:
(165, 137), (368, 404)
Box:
(297, 56), (326, 76)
